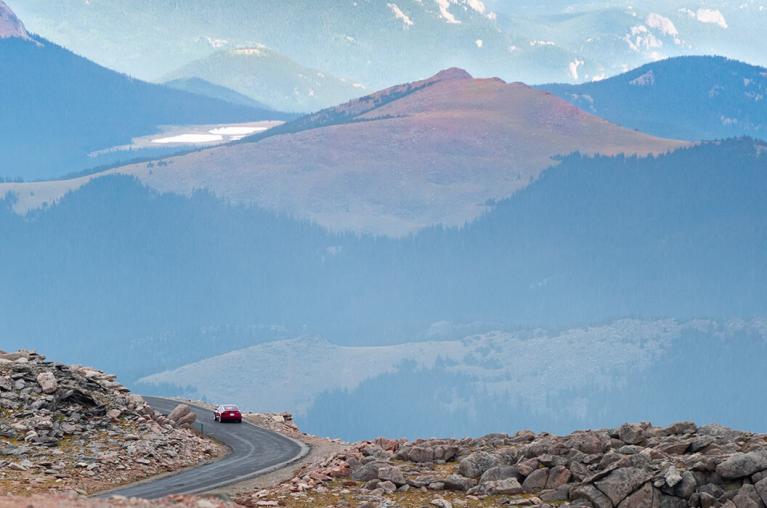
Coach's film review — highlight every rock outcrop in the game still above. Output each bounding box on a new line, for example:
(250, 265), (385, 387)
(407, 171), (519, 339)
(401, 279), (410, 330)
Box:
(237, 422), (767, 508)
(0, 350), (223, 495)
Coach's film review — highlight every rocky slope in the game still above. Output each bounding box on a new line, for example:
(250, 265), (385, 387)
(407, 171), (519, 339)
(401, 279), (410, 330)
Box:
(236, 422), (767, 508)
(0, 350), (223, 496)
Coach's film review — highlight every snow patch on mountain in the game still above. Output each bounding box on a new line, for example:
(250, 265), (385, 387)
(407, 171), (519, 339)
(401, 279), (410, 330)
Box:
(388, 3), (414, 27)
(646, 12), (681, 44)
(681, 7), (729, 29)
(435, 0), (460, 23)
(630, 69), (656, 86)
(569, 58), (584, 80)
(625, 25), (663, 52)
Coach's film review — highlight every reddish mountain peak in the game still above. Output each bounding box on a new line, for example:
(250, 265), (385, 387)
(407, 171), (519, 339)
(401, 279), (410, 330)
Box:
(0, 0), (30, 40)
(429, 67), (473, 82)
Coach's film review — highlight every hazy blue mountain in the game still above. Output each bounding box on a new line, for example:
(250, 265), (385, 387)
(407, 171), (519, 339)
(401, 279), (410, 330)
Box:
(162, 46), (366, 112)
(0, 139), (765, 388)
(0, 28), (285, 180)
(163, 77), (276, 111)
(540, 56), (767, 141)
(136, 320), (767, 440)
(301, 323), (767, 439)
(8, 0), (766, 87)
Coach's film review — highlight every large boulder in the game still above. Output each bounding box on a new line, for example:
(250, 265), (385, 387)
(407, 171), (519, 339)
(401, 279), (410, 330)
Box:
(619, 424), (648, 445)
(755, 477), (767, 505)
(546, 465), (572, 489)
(571, 484), (614, 508)
(733, 484), (764, 508)
(176, 412), (197, 427)
(167, 404), (192, 423)
(617, 482), (660, 508)
(377, 465), (405, 486)
(480, 465), (522, 483)
(566, 431), (612, 454)
(443, 474), (476, 491)
(522, 467), (549, 491)
(717, 451), (767, 479)
(35, 372), (57, 394)
(400, 446), (435, 463)
(458, 451), (500, 479)
(595, 467), (655, 506)
(469, 477), (523, 496)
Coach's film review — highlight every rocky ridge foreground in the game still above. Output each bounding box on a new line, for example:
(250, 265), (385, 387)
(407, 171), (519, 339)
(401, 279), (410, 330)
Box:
(0, 350), (222, 496)
(237, 422), (767, 508)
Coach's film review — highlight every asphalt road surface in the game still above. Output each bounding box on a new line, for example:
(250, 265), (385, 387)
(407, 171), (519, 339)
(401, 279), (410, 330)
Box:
(97, 396), (308, 499)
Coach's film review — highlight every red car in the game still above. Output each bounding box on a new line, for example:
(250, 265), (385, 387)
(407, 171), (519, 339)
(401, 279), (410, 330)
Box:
(214, 404), (242, 423)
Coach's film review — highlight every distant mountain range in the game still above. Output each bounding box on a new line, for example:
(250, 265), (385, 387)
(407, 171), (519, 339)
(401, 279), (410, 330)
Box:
(0, 68), (683, 235)
(540, 56), (767, 141)
(163, 77), (275, 111)
(162, 46), (366, 112)
(0, 2), (287, 180)
(6, 0), (767, 87)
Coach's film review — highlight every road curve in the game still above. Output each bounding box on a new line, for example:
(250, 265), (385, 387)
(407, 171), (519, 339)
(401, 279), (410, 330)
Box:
(97, 396), (309, 499)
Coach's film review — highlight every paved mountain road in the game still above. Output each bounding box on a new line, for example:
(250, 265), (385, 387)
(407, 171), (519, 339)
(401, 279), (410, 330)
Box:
(98, 396), (309, 499)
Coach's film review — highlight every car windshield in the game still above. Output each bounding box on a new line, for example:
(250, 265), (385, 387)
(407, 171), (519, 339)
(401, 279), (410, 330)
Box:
(224, 405), (239, 411)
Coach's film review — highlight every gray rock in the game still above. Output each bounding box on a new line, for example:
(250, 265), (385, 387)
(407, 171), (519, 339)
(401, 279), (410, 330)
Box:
(176, 412), (197, 427)
(442, 474), (476, 491)
(660, 495), (688, 508)
(664, 466), (683, 488)
(617, 482), (660, 508)
(732, 484), (764, 508)
(352, 461), (390, 482)
(379, 480), (396, 494)
(717, 451), (767, 479)
(377, 465), (405, 486)
(664, 471), (696, 499)
(167, 404), (192, 422)
(567, 431), (612, 454)
(35, 372), (57, 394)
(699, 492), (719, 508)
(755, 478), (767, 505)
(480, 465), (521, 483)
(546, 465), (572, 489)
(619, 424), (647, 445)
(457, 451), (500, 479)
(571, 484), (615, 508)
(430, 499), (453, 508)
(665, 422), (697, 436)
(402, 446), (435, 463)
(523, 467), (550, 491)
(595, 467), (655, 506)
(478, 477), (524, 495)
